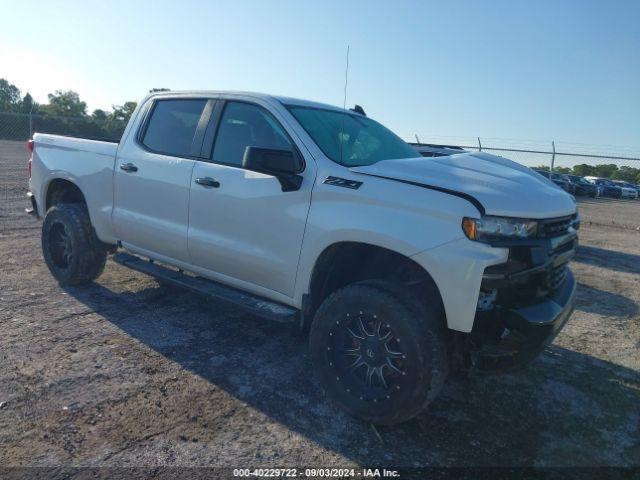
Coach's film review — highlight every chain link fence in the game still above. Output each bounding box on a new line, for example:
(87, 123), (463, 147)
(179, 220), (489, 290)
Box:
(1, 139), (31, 232)
(403, 134), (640, 184)
(0, 112), (126, 231)
(1, 111), (638, 177)
(2, 111), (640, 231)
(0, 111), (127, 143)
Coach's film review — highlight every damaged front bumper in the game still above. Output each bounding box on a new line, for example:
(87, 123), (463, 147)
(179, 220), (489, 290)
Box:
(467, 224), (578, 372)
(470, 269), (576, 371)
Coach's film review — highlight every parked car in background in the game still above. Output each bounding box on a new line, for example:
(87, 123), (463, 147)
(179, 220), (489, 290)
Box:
(584, 177), (623, 198)
(534, 169), (574, 193)
(612, 181), (639, 199)
(555, 173), (577, 195)
(410, 143), (468, 157)
(566, 175), (597, 197)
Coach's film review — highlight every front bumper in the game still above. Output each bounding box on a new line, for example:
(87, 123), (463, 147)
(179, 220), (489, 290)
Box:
(467, 222), (578, 372)
(471, 269), (576, 371)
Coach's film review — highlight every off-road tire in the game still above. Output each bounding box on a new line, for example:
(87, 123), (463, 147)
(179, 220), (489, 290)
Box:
(309, 281), (448, 425)
(41, 203), (107, 286)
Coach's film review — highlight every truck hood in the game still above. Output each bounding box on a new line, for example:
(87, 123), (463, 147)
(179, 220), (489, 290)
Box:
(351, 152), (576, 219)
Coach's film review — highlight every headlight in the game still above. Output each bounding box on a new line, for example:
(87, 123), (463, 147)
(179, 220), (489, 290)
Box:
(462, 216), (538, 242)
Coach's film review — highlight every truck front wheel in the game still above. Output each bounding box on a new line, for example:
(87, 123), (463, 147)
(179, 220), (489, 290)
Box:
(309, 282), (448, 425)
(41, 203), (107, 286)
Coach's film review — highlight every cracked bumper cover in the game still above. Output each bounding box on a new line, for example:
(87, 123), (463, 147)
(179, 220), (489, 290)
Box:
(468, 225), (578, 372)
(471, 265), (576, 372)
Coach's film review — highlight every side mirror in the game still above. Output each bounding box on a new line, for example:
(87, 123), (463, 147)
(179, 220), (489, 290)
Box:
(242, 146), (303, 192)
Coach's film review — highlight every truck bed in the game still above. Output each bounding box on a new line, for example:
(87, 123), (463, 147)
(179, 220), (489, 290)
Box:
(30, 133), (120, 242)
(33, 133), (119, 157)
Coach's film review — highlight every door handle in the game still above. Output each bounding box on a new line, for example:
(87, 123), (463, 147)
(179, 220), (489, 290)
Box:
(120, 163), (138, 172)
(195, 177), (220, 188)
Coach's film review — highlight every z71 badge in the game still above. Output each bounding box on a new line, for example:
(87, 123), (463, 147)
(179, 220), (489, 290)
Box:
(323, 176), (362, 189)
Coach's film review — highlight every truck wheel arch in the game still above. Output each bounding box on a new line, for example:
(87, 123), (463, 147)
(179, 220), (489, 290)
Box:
(304, 242), (446, 331)
(45, 178), (87, 211)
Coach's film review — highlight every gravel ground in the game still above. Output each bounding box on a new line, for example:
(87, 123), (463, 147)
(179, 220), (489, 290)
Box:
(0, 140), (639, 472)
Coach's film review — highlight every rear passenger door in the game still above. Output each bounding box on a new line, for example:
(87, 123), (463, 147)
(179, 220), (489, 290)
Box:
(113, 97), (212, 263)
(188, 100), (315, 298)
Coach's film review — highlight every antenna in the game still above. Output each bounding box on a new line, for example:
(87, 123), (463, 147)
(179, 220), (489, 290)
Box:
(343, 45), (350, 110)
(340, 45), (350, 165)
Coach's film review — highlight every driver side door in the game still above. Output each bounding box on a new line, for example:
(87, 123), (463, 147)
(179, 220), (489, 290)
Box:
(188, 100), (314, 298)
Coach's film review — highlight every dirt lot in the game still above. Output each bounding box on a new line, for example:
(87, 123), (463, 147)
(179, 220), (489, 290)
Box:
(0, 140), (639, 472)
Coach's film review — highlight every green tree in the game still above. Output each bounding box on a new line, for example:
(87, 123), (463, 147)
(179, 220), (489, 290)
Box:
(111, 101), (137, 122)
(92, 109), (109, 121)
(20, 93), (37, 114)
(571, 164), (596, 177)
(612, 166), (640, 183)
(0, 78), (21, 111)
(593, 164), (618, 179)
(43, 90), (87, 117)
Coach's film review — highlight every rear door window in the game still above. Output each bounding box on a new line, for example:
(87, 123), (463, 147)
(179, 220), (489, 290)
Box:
(142, 99), (207, 157)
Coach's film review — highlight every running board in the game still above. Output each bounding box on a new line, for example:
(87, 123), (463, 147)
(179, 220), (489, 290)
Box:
(112, 252), (298, 323)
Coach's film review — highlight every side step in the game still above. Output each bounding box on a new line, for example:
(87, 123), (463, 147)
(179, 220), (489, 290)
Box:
(112, 252), (299, 323)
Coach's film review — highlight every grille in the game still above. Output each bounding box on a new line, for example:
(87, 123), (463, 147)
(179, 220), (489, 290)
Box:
(538, 216), (574, 238)
(548, 265), (568, 291)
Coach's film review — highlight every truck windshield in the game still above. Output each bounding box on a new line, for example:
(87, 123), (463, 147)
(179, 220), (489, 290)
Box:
(287, 106), (419, 167)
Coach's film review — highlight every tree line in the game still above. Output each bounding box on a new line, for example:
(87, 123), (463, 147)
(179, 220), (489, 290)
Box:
(0, 78), (168, 141)
(2, 78), (638, 183)
(534, 164), (640, 185)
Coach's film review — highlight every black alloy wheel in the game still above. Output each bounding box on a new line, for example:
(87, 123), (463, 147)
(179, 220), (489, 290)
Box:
(328, 311), (407, 403)
(48, 221), (74, 269)
(42, 203), (107, 285)
(310, 281), (448, 425)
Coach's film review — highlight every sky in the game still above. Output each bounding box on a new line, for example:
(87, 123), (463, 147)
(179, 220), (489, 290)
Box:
(1, 0), (639, 152)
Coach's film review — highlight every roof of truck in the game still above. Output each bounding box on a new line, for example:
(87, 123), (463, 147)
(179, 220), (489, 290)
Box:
(148, 90), (347, 112)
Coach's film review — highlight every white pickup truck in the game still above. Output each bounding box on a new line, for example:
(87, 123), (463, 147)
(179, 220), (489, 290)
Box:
(27, 91), (579, 425)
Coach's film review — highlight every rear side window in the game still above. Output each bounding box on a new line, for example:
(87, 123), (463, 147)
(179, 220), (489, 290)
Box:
(142, 99), (207, 157)
(212, 102), (293, 167)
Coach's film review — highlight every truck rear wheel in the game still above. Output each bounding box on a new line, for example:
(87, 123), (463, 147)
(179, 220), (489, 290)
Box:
(41, 203), (107, 286)
(309, 281), (448, 425)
